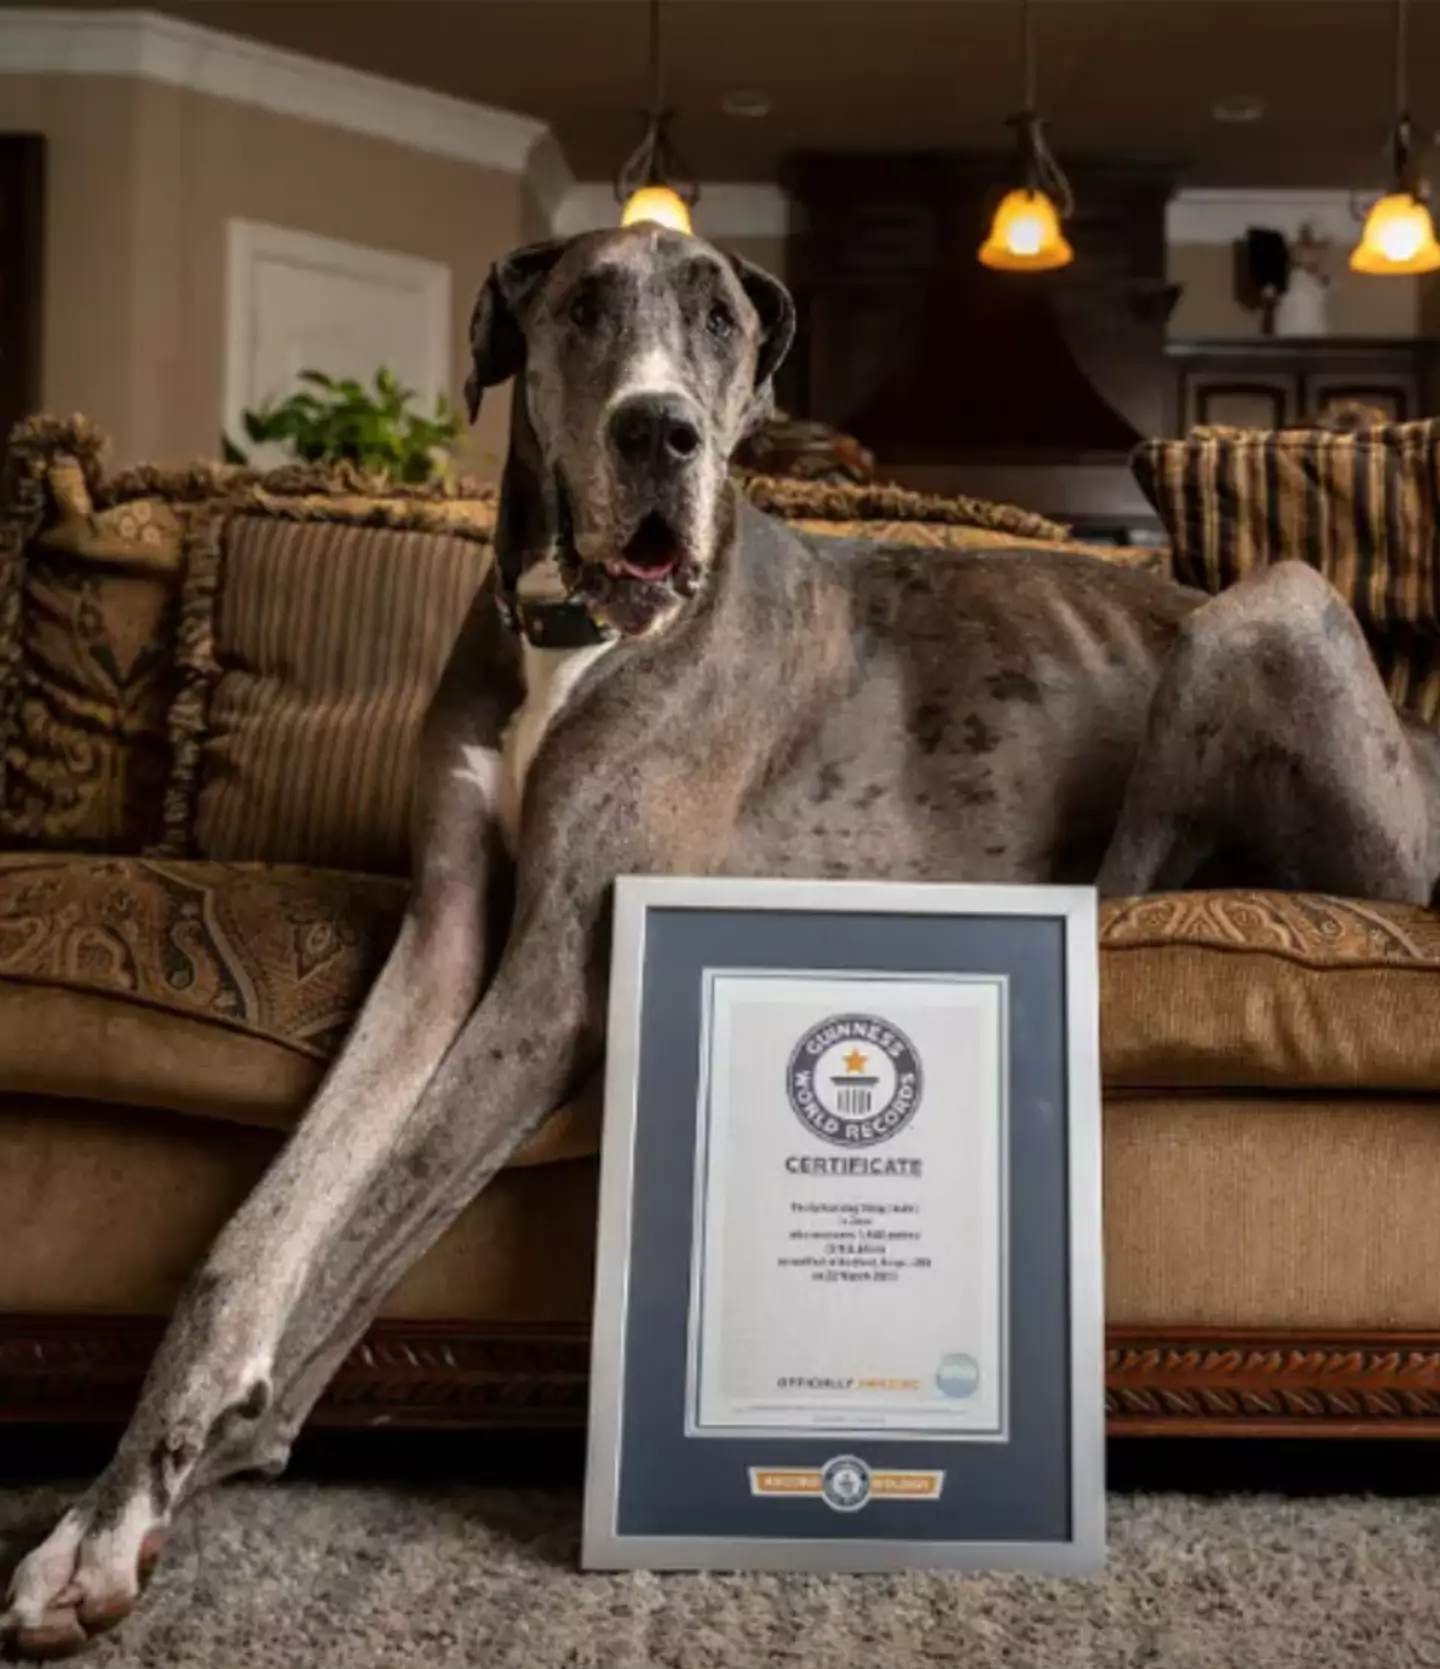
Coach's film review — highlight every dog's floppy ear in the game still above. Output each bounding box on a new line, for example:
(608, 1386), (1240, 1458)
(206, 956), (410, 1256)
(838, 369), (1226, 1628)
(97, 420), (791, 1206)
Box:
(725, 251), (796, 392)
(724, 250), (796, 432)
(464, 238), (570, 423)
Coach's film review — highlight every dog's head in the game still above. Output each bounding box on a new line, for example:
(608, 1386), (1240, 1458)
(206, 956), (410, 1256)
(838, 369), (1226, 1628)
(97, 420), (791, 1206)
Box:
(466, 225), (794, 636)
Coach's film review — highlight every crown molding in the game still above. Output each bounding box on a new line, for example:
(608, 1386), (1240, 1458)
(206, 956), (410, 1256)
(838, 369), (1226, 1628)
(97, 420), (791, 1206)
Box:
(0, 6), (548, 175)
(552, 181), (793, 241)
(1167, 189), (1364, 247)
(0, 20), (1367, 254)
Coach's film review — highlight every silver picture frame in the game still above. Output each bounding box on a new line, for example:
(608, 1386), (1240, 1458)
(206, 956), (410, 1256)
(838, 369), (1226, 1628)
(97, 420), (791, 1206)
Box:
(583, 876), (1105, 1576)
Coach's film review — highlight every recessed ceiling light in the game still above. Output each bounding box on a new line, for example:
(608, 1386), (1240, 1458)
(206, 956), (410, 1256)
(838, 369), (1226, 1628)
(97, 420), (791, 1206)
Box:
(1212, 95), (1267, 125)
(721, 87), (773, 119)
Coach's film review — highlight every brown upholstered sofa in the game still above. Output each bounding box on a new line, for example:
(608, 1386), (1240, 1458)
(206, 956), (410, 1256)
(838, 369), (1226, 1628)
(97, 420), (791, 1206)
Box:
(2, 416), (1439, 1440)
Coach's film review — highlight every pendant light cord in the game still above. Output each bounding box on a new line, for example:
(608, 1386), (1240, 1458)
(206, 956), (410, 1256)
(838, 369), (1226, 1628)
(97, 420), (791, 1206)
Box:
(614, 0), (697, 210)
(648, 0), (664, 118)
(1017, 0), (1073, 218)
(1388, 0), (1423, 194)
(1395, 0), (1408, 120)
(622, 0), (664, 196)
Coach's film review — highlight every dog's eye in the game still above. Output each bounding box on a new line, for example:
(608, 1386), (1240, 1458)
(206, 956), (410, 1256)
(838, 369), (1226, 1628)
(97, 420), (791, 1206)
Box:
(568, 292), (599, 329)
(706, 302), (736, 338)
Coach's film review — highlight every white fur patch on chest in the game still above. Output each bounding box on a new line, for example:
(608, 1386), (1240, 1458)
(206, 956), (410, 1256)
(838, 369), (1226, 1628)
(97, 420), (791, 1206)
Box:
(485, 559), (616, 856)
(498, 635), (615, 854)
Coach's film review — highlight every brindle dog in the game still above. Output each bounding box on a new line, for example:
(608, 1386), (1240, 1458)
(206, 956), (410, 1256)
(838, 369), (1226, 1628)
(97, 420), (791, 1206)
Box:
(6, 225), (1439, 1657)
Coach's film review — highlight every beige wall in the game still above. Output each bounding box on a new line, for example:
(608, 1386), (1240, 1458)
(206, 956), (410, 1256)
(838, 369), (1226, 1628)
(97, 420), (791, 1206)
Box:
(1167, 240), (1420, 338)
(0, 74), (527, 470)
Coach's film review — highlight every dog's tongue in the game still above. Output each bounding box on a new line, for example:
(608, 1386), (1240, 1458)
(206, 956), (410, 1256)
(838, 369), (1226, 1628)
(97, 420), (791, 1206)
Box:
(613, 512), (679, 580)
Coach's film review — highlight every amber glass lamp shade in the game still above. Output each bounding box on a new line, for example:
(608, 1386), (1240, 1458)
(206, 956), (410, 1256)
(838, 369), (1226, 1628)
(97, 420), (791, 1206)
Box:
(978, 188), (1074, 272)
(1349, 190), (1440, 274)
(620, 183), (693, 234)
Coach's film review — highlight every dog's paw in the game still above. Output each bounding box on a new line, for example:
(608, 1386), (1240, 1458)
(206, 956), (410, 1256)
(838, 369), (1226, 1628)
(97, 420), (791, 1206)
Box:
(2, 1497), (166, 1660)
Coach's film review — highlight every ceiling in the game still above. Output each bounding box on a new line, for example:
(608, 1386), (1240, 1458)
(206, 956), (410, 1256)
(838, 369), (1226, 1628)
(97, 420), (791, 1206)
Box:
(48, 0), (1440, 189)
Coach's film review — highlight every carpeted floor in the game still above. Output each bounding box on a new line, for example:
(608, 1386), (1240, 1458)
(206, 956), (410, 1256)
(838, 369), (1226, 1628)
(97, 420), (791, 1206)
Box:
(4, 1481), (1440, 1667)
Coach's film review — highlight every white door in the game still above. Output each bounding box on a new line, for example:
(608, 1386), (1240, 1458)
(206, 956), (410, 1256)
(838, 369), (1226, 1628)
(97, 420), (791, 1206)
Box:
(224, 219), (452, 464)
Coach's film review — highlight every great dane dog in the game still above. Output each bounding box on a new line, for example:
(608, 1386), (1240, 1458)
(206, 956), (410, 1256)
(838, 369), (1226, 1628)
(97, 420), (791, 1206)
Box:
(6, 224), (1440, 1656)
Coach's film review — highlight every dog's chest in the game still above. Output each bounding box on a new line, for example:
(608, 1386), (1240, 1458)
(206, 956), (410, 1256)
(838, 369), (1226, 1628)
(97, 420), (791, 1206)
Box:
(497, 635), (616, 854)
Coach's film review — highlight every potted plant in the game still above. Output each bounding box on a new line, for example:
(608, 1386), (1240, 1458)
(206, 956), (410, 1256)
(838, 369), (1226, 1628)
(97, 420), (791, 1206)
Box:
(224, 367), (467, 484)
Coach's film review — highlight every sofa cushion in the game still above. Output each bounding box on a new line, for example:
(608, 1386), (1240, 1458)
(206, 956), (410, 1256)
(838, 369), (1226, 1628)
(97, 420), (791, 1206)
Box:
(744, 473), (1171, 575)
(8, 1090), (1440, 1330)
(1104, 1094), (1440, 1329)
(1132, 419), (1440, 720)
(6, 858), (1439, 1139)
(1101, 889), (1440, 1092)
(0, 854), (597, 1166)
(733, 411), (878, 484)
(745, 473), (1069, 542)
(158, 492), (495, 872)
(0, 1098), (600, 1322)
(0, 418), (186, 850)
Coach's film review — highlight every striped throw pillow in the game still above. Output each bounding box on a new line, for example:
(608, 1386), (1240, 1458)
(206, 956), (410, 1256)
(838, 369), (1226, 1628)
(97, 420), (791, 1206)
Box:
(158, 498), (493, 872)
(1133, 421), (1440, 721)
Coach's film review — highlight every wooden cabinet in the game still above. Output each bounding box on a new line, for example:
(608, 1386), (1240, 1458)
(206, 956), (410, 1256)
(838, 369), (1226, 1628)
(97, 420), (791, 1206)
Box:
(782, 153), (1179, 465)
(779, 153), (1180, 534)
(1171, 338), (1440, 432)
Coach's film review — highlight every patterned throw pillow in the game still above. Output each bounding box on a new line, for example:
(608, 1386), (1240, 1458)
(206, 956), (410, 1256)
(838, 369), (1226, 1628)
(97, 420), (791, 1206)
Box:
(0, 420), (186, 849)
(157, 493), (494, 873)
(746, 474), (1171, 574)
(733, 411), (879, 484)
(1133, 421), (1440, 720)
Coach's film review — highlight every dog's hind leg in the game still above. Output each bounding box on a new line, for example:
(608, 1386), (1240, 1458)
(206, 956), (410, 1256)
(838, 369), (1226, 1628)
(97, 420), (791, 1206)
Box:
(2, 594), (521, 1660)
(1098, 561), (1440, 902)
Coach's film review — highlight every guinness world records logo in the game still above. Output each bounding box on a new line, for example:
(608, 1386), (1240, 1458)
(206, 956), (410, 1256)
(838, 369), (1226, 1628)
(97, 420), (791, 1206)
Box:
(787, 1013), (923, 1148)
(820, 1455), (872, 1512)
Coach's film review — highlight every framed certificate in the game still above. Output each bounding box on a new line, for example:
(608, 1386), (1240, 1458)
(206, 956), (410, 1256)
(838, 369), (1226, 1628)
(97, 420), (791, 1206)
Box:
(583, 878), (1104, 1575)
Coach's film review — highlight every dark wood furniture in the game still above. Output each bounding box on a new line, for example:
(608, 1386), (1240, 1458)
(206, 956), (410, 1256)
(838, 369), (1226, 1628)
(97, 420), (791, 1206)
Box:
(1171, 337), (1440, 432)
(0, 135), (45, 468)
(781, 152), (1440, 539)
(5, 1317), (1440, 1437)
(780, 152), (1180, 540)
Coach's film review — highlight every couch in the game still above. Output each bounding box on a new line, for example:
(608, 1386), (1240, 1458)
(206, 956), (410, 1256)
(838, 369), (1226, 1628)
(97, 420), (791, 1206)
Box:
(2, 415), (1439, 1441)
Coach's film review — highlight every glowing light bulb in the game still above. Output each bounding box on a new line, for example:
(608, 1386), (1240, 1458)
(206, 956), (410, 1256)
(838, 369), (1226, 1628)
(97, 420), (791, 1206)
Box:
(1350, 192), (1440, 275)
(621, 185), (692, 234)
(978, 188), (1074, 272)
(1006, 210), (1046, 256)
(1380, 213), (1425, 261)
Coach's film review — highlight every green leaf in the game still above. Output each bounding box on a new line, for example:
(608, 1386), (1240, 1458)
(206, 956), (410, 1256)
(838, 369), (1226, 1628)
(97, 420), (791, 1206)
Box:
(233, 363), (460, 482)
(221, 434), (249, 465)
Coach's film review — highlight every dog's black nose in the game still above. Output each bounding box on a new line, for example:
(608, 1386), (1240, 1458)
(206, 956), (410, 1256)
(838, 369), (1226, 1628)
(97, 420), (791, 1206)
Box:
(609, 394), (702, 470)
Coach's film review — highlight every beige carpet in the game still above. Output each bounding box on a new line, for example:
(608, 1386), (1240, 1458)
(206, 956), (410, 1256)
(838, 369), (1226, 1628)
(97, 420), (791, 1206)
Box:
(3, 1483), (1440, 1667)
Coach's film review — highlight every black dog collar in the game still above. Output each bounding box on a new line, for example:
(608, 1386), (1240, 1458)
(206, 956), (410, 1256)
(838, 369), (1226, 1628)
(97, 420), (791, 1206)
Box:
(495, 470), (611, 649)
(513, 597), (610, 649)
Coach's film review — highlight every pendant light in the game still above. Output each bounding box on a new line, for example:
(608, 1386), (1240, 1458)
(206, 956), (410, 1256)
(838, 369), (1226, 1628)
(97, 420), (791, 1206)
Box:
(979, 0), (1075, 272)
(1350, 0), (1440, 275)
(616, 0), (697, 234)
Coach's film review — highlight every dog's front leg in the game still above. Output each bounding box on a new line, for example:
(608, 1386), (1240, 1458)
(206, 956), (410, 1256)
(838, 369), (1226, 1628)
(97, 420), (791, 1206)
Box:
(4, 880), (595, 1658)
(214, 890), (602, 1467)
(2, 596), (519, 1659)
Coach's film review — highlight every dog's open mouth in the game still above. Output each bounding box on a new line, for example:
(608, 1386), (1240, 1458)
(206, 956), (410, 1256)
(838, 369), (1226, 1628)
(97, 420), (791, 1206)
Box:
(607, 512), (681, 583)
